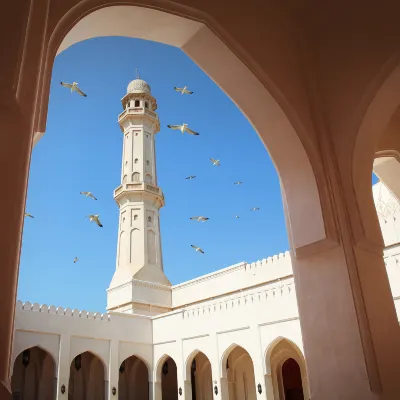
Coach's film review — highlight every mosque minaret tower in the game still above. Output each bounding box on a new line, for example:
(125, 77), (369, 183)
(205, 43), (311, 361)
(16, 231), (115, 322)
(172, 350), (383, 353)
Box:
(107, 75), (172, 316)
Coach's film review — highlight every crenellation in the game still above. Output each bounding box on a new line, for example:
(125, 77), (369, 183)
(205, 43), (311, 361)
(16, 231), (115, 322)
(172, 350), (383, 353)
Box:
(17, 301), (111, 321)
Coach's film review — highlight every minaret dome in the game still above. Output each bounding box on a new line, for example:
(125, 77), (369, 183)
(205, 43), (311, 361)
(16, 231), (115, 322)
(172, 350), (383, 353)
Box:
(127, 78), (151, 95)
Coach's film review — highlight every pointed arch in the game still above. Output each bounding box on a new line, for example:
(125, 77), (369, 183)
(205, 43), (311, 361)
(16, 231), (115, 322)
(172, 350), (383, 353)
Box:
(120, 353), (151, 381)
(185, 349), (212, 381)
(69, 350), (107, 379)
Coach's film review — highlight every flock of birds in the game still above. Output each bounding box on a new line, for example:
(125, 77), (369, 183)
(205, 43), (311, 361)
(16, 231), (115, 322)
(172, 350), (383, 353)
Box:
(24, 80), (260, 258)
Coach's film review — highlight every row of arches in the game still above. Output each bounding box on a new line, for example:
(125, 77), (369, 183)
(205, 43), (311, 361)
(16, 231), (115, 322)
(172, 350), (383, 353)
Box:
(126, 99), (150, 109)
(11, 339), (306, 399)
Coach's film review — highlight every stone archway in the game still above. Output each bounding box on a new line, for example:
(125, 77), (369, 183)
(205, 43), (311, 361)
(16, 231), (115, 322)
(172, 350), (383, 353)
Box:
(68, 351), (105, 400)
(159, 356), (178, 400)
(266, 338), (308, 400)
(185, 351), (213, 400)
(11, 346), (55, 400)
(223, 345), (256, 400)
(118, 355), (149, 399)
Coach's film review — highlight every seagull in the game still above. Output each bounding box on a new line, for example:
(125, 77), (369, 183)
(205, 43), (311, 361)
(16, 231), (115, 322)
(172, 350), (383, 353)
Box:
(73, 257), (79, 264)
(174, 86), (193, 95)
(234, 181), (243, 185)
(210, 158), (220, 166)
(190, 216), (209, 222)
(24, 212), (34, 218)
(60, 82), (87, 97)
(191, 245), (204, 254)
(80, 191), (97, 200)
(185, 176), (196, 180)
(235, 215), (240, 219)
(167, 123), (199, 135)
(86, 214), (103, 227)
(250, 207), (260, 211)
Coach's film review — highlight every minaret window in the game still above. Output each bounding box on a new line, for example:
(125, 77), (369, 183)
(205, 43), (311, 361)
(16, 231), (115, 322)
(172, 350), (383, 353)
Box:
(145, 173), (152, 182)
(135, 100), (140, 107)
(146, 160), (150, 166)
(145, 101), (149, 109)
(132, 172), (140, 182)
(148, 216), (152, 223)
(134, 215), (138, 221)
(134, 158), (138, 164)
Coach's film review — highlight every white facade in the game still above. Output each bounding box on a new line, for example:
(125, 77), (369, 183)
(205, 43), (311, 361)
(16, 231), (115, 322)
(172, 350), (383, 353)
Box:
(12, 78), (400, 400)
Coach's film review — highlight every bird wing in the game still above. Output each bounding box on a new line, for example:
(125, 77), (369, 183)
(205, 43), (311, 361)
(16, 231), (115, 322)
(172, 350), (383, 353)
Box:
(190, 217), (200, 220)
(167, 125), (182, 130)
(186, 90), (193, 94)
(174, 87), (183, 92)
(88, 193), (97, 200)
(191, 245), (198, 250)
(199, 248), (204, 254)
(210, 158), (217, 163)
(25, 213), (34, 218)
(80, 191), (89, 196)
(60, 82), (73, 88)
(94, 216), (103, 227)
(75, 87), (87, 97)
(185, 127), (199, 135)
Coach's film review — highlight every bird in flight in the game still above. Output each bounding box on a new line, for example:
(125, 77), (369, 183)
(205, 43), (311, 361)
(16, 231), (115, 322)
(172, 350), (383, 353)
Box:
(185, 176), (196, 180)
(60, 82), (87, 97)
(190, 216), (209, 222)
(167, 123), (199, 135)
(234, 181), (243, 185)
(24, 212), (34, 218)
(86, 214), (103, 227)
(174, 86), (193, 95)
(80, 191), (97, 200)
(235, 215), (240, 219)
(191, 245), (204, 254)
(250, 207), (260, 211)
(73, 257), (79, 264)
(210, 158), (220, 166)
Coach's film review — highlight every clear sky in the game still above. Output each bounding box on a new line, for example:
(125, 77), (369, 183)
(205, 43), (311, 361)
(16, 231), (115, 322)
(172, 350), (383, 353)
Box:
(19, 37), (307, 311)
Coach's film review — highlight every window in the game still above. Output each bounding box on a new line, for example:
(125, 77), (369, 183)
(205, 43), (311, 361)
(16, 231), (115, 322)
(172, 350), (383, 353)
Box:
(134, 215), (138, 221)
(132, 172), (140, 182)
(145, 101), (149, 109)
(148, 216), (152, 223)
(134, 158), (138, 164)
(146, 160), (150, 166)
(135, 100), (140, 107)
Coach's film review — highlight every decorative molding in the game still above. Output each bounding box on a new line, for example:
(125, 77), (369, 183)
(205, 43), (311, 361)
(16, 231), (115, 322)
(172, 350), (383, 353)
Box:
(259, 316), (299, 327)
(217, 326), (250, 335)
(107, 279), (171, 293)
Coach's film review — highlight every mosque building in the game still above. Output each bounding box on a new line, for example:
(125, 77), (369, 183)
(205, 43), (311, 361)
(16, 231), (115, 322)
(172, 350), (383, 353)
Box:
(10, 78), (400, 400)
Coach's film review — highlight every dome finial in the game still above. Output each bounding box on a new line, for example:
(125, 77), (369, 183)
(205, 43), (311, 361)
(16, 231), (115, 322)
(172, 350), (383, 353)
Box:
(136, 68), (140, 79)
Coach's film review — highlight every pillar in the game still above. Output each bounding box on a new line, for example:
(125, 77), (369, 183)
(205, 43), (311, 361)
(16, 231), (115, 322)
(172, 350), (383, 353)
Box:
(56, 334), (70, 399)
(0, 1), (49, 397)
(152, 380), (161, 400)
(108, 340), (119, 399)
(250, 326), (268, 399)
(291, 238), (400, 399)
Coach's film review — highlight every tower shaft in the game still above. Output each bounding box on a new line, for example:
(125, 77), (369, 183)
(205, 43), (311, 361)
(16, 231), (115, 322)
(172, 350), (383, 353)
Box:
(107, 79), (171, 316)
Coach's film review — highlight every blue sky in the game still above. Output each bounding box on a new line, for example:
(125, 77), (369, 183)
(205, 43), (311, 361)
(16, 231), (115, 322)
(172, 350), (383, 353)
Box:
(19, 37), (292, 311)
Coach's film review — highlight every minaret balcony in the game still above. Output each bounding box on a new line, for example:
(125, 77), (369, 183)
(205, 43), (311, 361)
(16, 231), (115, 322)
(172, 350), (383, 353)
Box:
(114, 183), (165, 205)
(118, 107), (158, 123)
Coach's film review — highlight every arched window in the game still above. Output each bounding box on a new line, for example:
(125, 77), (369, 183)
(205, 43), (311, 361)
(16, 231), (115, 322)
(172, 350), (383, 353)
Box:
(145, 173), (152, 182)
(132, 172), (140, 182)
(134, 158), (138, 164)
(134, 215), (138, 221)
(135, 100), (140, 107)
(145, 101), (149, 109)
(148, 216), (152, 223)
(146, 160), (150, 166)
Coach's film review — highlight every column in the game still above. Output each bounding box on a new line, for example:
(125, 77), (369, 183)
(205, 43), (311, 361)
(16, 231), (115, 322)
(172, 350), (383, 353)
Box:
(56, 334), (71, 400)
(152, 380), (161, 400)
(250, 326), (268, 399)
(107, 340), (119, 399)
(0, 1), (49, 397)
(209, 332), (225, 400)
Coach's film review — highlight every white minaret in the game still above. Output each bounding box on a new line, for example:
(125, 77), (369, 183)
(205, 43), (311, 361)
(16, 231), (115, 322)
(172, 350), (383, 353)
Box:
(107, 75), (172, 316)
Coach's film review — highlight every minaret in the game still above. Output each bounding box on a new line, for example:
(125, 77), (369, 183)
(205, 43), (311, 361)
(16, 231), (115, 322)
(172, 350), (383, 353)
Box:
(107, 75), (172, 316)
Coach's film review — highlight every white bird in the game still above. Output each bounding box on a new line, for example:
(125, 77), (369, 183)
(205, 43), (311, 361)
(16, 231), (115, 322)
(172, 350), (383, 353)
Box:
(167, 123), (199, 135)
(190, 216), (209, 222)
(234, 181), (243, 185)
(210, 158), (220, 166)
(174, 86), (193, 95)
(24, 212), (34, 218)
(86, 214), (103, 227)
(80, 191), (97, 200)
(191, 244), (204, 254)
(235, 215), (240, 219)
(185, 176), (196, 180)
(60, 81), (87, 97)
(250, 207), (260, 211)
(73, 257), (79, 264)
